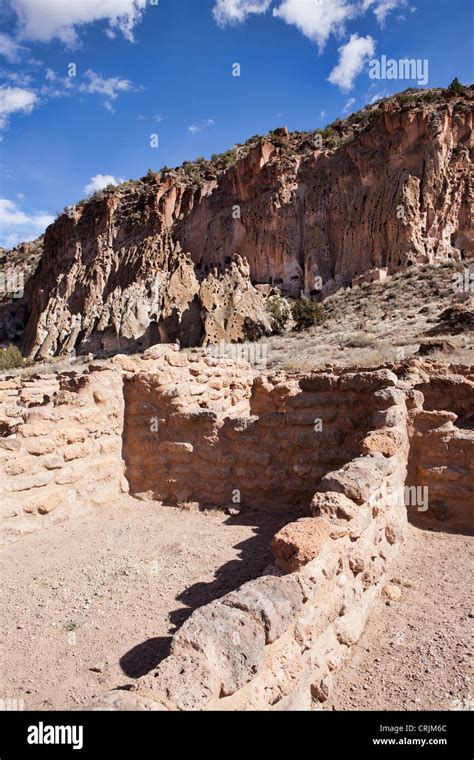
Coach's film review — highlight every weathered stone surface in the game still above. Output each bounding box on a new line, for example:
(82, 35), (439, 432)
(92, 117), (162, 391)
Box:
(299, 374), (339, 392)
(272, 518), (333, 572)
(142, 653), (220, 710)
(319, 457), (386, 505)
(171, 601), (265, 696)
(339, 370), (398, 391)
(382, 583), (402, 601)
(84, 690), (167, 711)
(360, 429), (403, 458)
(223, 575), (304, 644)
(310, 491), (358, 521)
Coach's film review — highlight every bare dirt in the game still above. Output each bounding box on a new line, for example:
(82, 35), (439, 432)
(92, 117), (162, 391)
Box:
(0, 497), (291, 710)
(1, 497), (472, 712)
(267, 263), (473, 372)
(326, 523), (473, 711)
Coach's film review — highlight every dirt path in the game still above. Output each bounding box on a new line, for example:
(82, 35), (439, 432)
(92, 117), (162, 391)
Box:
(327, 524), (473, 711)
(0, 498), (291, 710)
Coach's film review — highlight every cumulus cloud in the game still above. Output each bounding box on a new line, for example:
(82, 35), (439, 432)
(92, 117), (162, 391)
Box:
(362, 0), (408, 24)
(0, 86), (38, 129)
(328, 33), (375, 91)
(79, 70), (134, 111)
(273, 0), (356, 50)
(0, 198), (54, 247)
(213, 0), (272, 26)
(9, 0), (148, 45)
(189, 118), (215, 134)
(0, 32), (25, 63)
(84, 175), (119, 195)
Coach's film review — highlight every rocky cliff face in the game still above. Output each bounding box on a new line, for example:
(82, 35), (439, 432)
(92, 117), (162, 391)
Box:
(0, 238), (43, 348)
(7, 87), (474, 358)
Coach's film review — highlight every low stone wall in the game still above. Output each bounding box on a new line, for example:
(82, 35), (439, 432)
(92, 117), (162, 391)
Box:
(122, 346), (256, 503)
(131, 367), (411, 710)
(2, 353), (472, 710)
(0, 363), (125, 545)
(123, 363), (393, 511)
(407, 372), (474, 527)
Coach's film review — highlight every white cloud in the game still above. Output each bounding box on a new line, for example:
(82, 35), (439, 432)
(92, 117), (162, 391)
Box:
(0, 86), (38, 129)
(10, 0), (148, 45)
(189, 118), (215, 134)
(0, 69), (33, 87)
(369, 90), (387, 103)
(273, 0), (356, 50)
(328, 33), (375, 91)
(0, 198), (54, 247)
(79, 69), (133, 111)
(84, 175), (119, 195)
(0, 32), (24, 63)
(213, 0), (271, 26)
(39, 68), (75, 99)
(343, 96), (356, 113)
(362, 0), (407, 24)
(319, 109), (327, 120)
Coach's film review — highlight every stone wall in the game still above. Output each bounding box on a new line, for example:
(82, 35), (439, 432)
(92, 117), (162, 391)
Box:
(123, 358), (397, 512)
(2, 352), (472, 710)
(134, 367), (411, 710)
(407, 372), (474, 527)
(0, 363), (125, 545)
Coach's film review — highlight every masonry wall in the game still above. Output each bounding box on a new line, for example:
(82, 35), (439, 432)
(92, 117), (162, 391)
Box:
(125, 367), (412, 710)
(407, 373), (474, 527)
(0, 363), (125, 545)
(2, 352), (472, 710)
(123, 363), (390, 511)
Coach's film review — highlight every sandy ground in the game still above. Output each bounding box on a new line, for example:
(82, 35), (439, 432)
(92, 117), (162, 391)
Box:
(327, 524), (473, 711)
(0, 498), (291, 710)
(1, 499), (472, 712)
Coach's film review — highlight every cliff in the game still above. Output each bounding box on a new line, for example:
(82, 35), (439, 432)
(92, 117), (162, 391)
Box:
(3, 85), (473, 358)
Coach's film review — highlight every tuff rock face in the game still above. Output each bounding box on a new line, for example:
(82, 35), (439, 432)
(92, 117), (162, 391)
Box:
(9, 87), (474, 358)
(23, 240), (273, 358)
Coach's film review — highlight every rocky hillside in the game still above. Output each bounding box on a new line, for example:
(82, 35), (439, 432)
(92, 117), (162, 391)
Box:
(2, 84), (473, 359)
(0, 238), (44, 348)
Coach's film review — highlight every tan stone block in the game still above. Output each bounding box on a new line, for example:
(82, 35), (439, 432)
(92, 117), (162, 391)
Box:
(272, 518), (333, 573)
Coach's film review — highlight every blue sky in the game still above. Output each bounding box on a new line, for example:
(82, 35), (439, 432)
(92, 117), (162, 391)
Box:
(0, 0), (473, 248)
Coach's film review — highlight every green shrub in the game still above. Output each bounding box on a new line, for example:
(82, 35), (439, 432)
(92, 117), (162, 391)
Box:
(421, 90), (439, 103)
(397, 92), (417, 106)
(367, 107), (383, 123)
(146, 169), (161, 182)
(448, 77), (464, 94)
(266, 296), (291, 335)
(0, 345), (26, 371)
(291, 299), (326, 331)
(320, 126), (335, 140)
